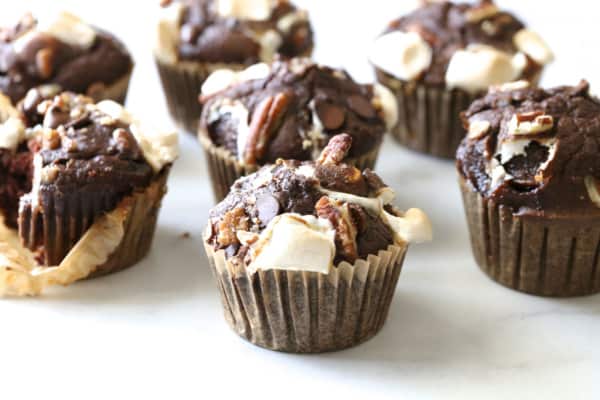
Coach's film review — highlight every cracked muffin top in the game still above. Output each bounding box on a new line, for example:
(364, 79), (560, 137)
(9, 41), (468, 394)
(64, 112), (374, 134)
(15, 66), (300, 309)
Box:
(199, 58), (398, 166)
(155, 0), (313, 65)
(0, 11), (133, 104)
(457, 80), (600, 215)
(206, 134), (431, 273)
(370, 0), (553, 93)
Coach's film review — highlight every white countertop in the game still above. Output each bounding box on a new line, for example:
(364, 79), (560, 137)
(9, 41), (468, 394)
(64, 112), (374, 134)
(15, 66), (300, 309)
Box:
(1, 1), (599, 399)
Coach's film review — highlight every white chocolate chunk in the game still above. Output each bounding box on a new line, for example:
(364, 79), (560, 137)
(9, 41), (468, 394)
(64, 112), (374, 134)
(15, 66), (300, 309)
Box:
(468, 120), (491, 139)
(247, 214), (336, 274)
(445, 44), (526, 93)
(508, 112), (554, 136)
(373, 83), (399, 130)
(585, 176), (600, 208)
(514, 29), (554, 65)
(215, 0), (277, 21)
(370, 31), (433, 81)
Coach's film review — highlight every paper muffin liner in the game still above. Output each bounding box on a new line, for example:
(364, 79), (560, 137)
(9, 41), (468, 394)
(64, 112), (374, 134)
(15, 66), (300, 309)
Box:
(155, 59), (246, 133)
(17, 169), (169, 278)
(199, 132), (382, 202)
(375, 69), (542, 159)
(459, 177), (600, 297)
(204, 237), (408, 353)
(88, 70), (133, 105)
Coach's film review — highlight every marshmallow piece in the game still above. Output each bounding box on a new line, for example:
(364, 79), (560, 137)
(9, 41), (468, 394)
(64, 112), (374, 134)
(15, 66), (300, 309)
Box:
(370, 31), (432, 81)
(248, 214), (336, 274)
(383, 208), (433, 244)
(445, 44), (526, 93)
(96, 100), (179, 172)
(201, 63), (271, 96)
(155, 1), (185, 64)
(514, 29), (554, 65)
(373, 83), (399, 130)
(489, 80), (530, 93)
(216, 0), (277, 21)
(258, 29), (283, 62)
(508, 112), (554, 136)
(585, 176), (600, 208)
(0, 93), (25, 151)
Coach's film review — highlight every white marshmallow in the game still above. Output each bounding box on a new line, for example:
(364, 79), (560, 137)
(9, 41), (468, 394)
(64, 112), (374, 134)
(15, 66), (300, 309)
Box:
(514, 29), (554, 65)
(201, 63), (271, 96)
(154, 1), (185, 64)
(0, 93), (25, 151)
(445, 44), (526, 93)
(585, 176), (600, 208)
(374, 83), (399, 130)
(370, 31), (432, 81)
(215, 0), (277, 21)
(247, 214), (336, 274)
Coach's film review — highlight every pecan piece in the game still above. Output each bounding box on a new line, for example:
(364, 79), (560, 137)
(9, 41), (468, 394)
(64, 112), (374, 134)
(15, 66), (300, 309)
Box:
(36, 48), (54, 80)
(216, 208), (249, 248)
(317, 133), (353, 165)
(244, 92), (291, 165)
(315, 196), (358, 262)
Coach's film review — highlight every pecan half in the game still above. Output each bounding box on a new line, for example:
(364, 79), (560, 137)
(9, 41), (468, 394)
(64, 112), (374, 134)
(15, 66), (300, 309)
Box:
(315, 196), (358, 262)
(244, 92), (291, 165)
(317, 133), (353, 165)
(216, 208), (249, 248)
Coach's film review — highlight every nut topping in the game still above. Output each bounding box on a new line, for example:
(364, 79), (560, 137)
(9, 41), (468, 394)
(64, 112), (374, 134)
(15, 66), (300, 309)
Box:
(508, 111), (554, 135)
(216, 208), (249, 247)
(244, 92), (291, 165)
(317, 133), (352, 165)
(315, 196), (358, 262)
(468, 120), (491, 139)
(35, 48), (54, 80)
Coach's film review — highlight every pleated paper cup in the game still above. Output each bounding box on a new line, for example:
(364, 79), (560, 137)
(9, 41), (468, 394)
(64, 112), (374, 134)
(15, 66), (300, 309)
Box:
(375, 68), (542, 159)
(87, 70), (133, 105)
(199, 131), (382, 202)
(19, 169), (170, 276)
(204, 237), (408, 353)
(460, 176), (600, 297)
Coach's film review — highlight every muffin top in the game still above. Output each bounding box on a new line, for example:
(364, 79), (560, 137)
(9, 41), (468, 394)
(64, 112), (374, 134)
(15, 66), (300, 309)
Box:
(370, 1), (553, 92)
(0, 11), (133, 104)
(457, 80), (600, 216)
(206, 134), (431, 273)
(199, 58), (398, 165)
(0, 87), (178, 227)
(155, 0), (313, 65)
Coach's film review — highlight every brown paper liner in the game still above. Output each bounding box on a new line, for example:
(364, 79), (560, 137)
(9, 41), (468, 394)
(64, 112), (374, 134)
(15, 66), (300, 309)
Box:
(155, 59), (245, 133)
(199, 131), (382, 202)
(375, 69), (542, 159)
(19, 169), (170, 277)
(459, 177), (600, 297)
(87, 70), (133, 105)
(204, 239), (408, 353)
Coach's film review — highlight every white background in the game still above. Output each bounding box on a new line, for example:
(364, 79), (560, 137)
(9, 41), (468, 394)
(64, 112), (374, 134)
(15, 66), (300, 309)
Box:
(1, 1), (599, 399)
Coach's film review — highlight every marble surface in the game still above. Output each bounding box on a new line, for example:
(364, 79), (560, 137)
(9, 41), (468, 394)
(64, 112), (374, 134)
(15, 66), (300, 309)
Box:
(1, 1), (599, 399)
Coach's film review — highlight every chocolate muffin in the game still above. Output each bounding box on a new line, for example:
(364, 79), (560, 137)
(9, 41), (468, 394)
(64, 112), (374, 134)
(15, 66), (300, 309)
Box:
(204, 134), (431, 352)
(457, 80), (600, 297)
(154, 0), (314, 132)
(199, 58), (398, 200)
(0, 11), (134, 105)
(0, 89), (178, 296)
(371, 0), (553, 158)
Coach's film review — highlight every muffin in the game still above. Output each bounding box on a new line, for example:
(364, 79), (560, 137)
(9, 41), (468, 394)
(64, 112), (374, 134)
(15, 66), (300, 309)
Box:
(154, 0), (314, 132)
(0, 88), (178, 296)
(199, 58), (398, 200)
(371, 0), (553, 158)
(0, 11), (134, 105)
(457, 80), (600, 297)
(204, 134), (432, 352)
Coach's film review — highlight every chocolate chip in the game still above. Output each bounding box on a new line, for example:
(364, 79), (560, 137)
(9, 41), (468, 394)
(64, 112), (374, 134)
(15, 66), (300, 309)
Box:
(43, 105), (69, 129)
(347, 95), (376, 119)
(315, 101), (346, 130)
(256, 193), (280, 226)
